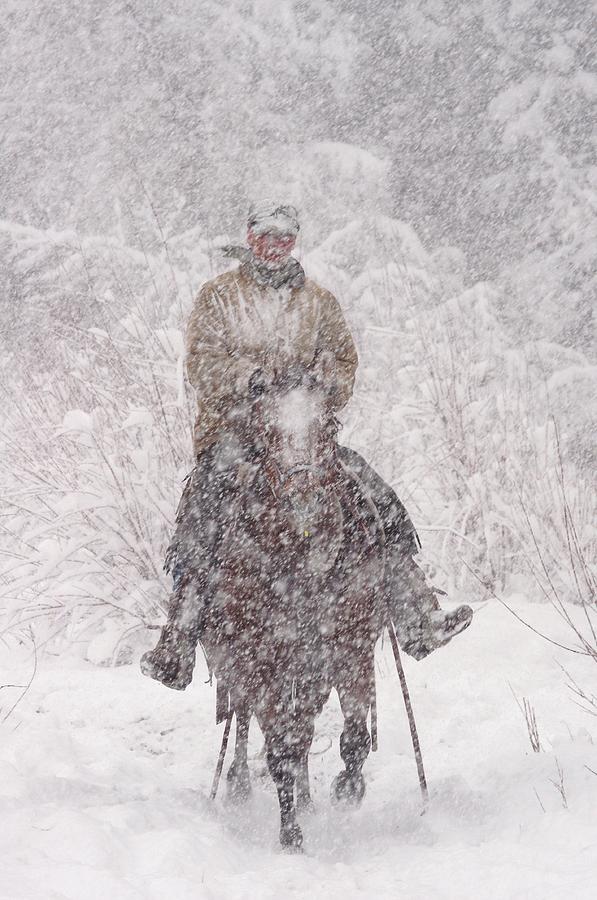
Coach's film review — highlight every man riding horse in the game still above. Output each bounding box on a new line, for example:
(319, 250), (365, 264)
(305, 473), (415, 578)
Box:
(142, 201), (472, 704)
(141, 201), (473, 849)
(142, 200), (472, 691)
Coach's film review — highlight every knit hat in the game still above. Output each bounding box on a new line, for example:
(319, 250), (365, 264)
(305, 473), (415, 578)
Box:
(247, 200), (300, 236)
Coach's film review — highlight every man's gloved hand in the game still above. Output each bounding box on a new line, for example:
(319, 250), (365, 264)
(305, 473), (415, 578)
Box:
(247, 357), (331, 399)
(248, 363), (304, 397)
(248, 367), (271, 398)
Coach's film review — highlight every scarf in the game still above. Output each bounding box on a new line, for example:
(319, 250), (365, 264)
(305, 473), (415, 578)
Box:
(221, 245), (306, 290)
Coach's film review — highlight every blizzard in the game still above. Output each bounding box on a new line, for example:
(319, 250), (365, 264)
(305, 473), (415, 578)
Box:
(1, 1), (595, 897)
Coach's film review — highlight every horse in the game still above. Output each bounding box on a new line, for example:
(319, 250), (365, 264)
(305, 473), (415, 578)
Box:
(200, 359), (388, 850)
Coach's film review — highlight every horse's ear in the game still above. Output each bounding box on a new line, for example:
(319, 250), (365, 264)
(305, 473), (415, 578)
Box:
(312, 348), (336, 384)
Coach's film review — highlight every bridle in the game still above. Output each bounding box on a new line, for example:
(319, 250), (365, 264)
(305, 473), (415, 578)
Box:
(250, 387), (338, 502)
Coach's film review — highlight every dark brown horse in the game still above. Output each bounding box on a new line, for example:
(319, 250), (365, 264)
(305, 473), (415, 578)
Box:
(201, 360), (387, 849)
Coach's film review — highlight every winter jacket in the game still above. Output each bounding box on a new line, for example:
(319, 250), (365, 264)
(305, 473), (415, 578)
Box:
(185, 264), (358, 453)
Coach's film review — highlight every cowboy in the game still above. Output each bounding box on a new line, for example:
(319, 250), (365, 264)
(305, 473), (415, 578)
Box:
(141, 201), (472, 689)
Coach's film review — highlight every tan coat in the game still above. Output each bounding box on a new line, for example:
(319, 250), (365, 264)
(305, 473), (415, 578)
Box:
(185, 266), (358, 453)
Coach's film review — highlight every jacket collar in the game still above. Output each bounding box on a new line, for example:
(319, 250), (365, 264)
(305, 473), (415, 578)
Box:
(221, 245), (306, 290)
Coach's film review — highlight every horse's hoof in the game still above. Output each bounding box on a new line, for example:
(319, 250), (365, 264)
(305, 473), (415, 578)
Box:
(280, 823), (303, 852)
(226, 765), (252, 804)
(331, 771), (366, 806)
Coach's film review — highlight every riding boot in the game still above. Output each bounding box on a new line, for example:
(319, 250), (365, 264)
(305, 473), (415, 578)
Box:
(141, 443), (235, 690)
(385, 548), (472, 660)
(140, 623), (197, 690)
(140, 567), (207, 690)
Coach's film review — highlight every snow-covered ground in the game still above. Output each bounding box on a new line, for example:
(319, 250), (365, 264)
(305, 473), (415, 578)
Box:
(1, 599), (596, 900)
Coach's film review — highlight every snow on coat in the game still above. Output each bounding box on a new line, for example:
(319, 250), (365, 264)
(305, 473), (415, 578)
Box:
(185, 263), (358, 454)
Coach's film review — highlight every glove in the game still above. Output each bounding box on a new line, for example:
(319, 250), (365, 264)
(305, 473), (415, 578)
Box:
(248, 367), (271, 398)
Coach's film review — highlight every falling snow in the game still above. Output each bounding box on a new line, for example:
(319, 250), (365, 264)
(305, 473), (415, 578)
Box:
(1, 1), (595, 897)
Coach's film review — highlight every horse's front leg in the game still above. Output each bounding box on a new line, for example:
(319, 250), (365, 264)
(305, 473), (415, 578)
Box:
(266, 729), (303, 849)
(226, 697), (252, 803)
(254, 682), (303, 850)
(332, 651), (374, 806)
(295, 677), (329, 813)
(295, 754), (312, 813)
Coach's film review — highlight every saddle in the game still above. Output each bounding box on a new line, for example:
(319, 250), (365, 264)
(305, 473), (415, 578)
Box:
(165, 438), (384, 589)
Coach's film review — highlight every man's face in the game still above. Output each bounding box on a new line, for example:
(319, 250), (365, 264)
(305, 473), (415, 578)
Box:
(247, 227), (297, 264)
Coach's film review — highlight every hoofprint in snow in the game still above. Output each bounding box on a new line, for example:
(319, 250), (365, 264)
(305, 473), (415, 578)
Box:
(1, 600), (596, 900)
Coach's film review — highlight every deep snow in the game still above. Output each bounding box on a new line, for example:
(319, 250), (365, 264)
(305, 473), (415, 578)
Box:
(1, 599), (596, 899)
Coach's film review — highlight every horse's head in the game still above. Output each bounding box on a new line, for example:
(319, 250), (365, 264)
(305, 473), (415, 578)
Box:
(253, 354), (341, 547)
